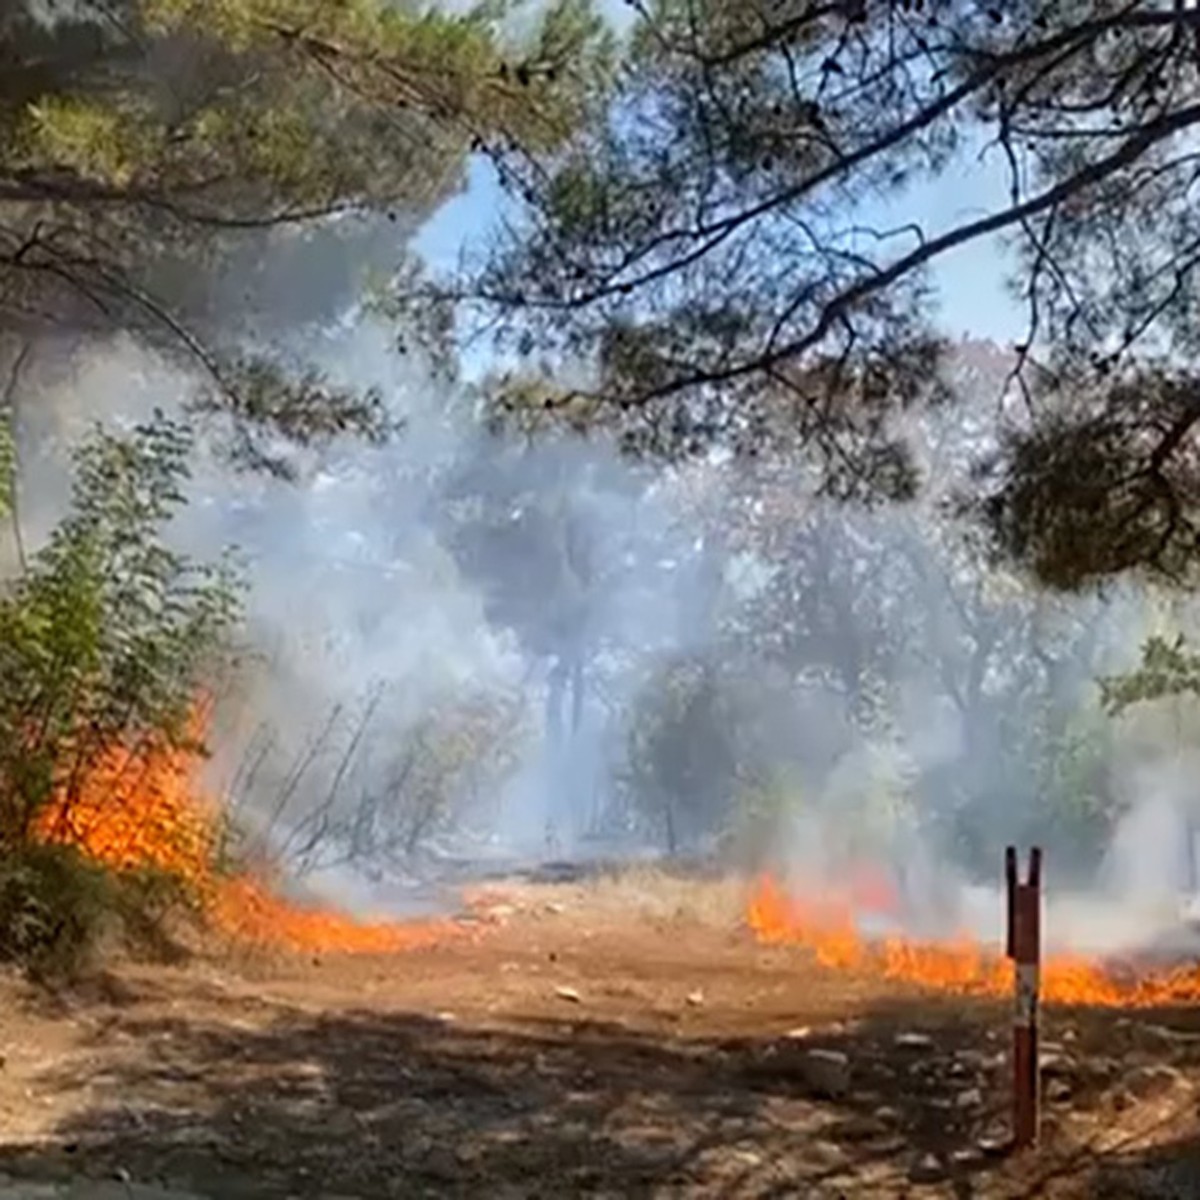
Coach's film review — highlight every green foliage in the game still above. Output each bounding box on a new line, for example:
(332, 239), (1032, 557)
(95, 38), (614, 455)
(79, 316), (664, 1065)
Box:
(0, 402), (13, 523)
(0, 0), (613, 463)
(382, 693), (530, 857)
(194, 359), (399, 480)
(0, 841), (194, 978)
(1099, 634), (1200, 717)
(280, 687), (532, 874)
(620, 657), (739, 855)
(0, 413), (243, 845)
(1026, 706), (1120, 877)
(448, 2), (1200, 584)
(0, 842), (118, 977)
(722, 766), (804, 872)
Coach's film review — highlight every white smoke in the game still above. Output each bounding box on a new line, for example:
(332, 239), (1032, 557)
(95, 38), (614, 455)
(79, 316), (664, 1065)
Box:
(3, 195), (1199, 954)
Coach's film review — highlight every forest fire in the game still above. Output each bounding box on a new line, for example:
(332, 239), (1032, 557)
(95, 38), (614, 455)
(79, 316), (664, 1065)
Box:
(747, 873), (1200, 1009)
(33, 709), (464, 956)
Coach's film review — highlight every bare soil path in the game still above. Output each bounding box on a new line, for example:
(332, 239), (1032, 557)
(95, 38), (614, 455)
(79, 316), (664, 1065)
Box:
(1, 874), (1199, 1198)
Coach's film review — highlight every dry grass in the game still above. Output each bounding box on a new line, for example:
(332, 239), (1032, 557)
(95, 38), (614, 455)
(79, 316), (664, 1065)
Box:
(467, 860), (751, 929)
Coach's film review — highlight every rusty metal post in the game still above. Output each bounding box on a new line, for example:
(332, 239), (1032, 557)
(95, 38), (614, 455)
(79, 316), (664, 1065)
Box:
(1005, 845), (1042, 1150)
(1004, 846), (1017, 958)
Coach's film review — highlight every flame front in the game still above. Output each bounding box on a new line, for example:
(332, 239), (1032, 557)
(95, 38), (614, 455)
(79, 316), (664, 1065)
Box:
(33, 708), (464, 956)
(747, 873), (1200, 1007)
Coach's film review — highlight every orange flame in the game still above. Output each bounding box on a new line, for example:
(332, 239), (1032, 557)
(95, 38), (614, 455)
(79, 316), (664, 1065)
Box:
(747, 873), (1200, 1008)
(33, 707), (466, 956)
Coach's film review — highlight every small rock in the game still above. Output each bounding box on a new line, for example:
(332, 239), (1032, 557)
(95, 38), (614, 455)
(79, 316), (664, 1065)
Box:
(955, 1087), (983, 1110)
(1046, 1078), (1072, 1105)
(554, 986), (582, 1004)
(686, 990), (704, 1007)
(875, 1106), (900, 1122)
(951, 1146), (984, 1167)
(543, 902), (566, 915)
(977, 1126), (1012, 1157)
(909, 1152), (945, 1184)
(955, 1050), (990, 1070)
(802, 1048), (851, 1098)
(1040, 1052), (1075, 1077)
(895, 1032), (933, 1050)
(784, 1026), (811, 1040)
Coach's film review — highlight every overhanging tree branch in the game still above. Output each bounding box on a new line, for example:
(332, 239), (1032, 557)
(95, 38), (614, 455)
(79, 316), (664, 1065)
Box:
(630, 98), (1200, 405)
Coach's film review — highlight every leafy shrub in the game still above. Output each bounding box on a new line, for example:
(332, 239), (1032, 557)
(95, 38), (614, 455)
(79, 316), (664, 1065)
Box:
(0, 843), (114, 976)
(720, 768), (805, 873)
(619, 656), (740, 855)
(0, 413), (243, 846)
(0, 843), (199, 978)
(0, 413), (242, 975)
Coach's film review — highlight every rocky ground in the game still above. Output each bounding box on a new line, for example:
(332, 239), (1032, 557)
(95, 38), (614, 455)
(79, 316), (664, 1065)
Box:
(1, 870), (1200, 1198)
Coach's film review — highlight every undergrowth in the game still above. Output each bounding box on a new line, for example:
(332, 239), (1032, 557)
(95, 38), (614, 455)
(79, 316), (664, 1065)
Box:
(0, 843), (199, 979)
(0, 415), (242, 980)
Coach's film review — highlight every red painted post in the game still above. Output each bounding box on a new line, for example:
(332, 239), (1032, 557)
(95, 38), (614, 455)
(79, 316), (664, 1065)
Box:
(1004, 846), (1017, 959)
(1005, 845), (1042, 1150)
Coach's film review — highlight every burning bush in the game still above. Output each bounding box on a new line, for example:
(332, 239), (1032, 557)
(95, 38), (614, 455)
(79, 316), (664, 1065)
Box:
(0, 414), (480, 969)
(0, 415), (242, 972)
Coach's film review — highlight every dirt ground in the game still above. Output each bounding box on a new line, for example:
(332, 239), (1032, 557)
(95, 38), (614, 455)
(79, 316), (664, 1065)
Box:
(2, 870), (1200, 1199)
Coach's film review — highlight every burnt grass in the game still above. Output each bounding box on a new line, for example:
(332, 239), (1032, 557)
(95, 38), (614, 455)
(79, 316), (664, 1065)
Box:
(1, 886), (1200, 1198)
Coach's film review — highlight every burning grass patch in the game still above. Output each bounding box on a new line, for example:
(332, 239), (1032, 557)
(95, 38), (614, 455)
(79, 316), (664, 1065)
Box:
(746, 874), (1200, 1008)
(21, 707), (470, 972)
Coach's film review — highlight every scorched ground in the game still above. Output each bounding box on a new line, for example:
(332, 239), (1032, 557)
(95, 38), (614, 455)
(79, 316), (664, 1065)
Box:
(0, 872), (1199, 1198)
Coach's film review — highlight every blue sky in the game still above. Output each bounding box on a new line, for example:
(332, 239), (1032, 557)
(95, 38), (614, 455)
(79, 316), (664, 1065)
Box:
(415, 0), (1027, 347)
(415, 151), (1026, 344)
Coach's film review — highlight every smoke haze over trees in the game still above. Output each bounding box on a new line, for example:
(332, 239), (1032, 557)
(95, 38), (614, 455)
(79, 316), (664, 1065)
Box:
(6, 0), (1200, 951)
(430, 0), (1200, 591)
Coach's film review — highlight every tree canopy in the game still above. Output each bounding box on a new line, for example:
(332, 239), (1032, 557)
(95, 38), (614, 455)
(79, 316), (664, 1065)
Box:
(0, 0), (614, 473)
(429, 0), (1200, 590)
